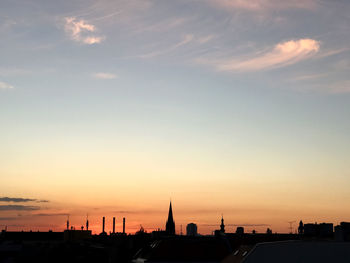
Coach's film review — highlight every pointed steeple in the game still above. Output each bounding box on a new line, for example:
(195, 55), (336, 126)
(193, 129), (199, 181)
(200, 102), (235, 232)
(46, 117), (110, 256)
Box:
(166, 201), (175, 235)
(168, 201), (174, 221)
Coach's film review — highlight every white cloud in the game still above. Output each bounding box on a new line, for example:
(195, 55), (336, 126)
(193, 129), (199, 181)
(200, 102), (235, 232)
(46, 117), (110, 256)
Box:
(93, 72), (117, 79)
(201, 39), (320, 72)
(64, 17), (104, 45)
(0, 81), (14, 89)
(83, 36), (104, 44)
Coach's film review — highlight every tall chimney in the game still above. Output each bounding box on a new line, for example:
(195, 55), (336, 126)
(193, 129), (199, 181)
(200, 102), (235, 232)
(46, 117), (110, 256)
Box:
(123, 217), (125, 234)
(102, 217), (105, 233)
(66, 216), (69, 230)
(86, 218), (89, 231)
(113, 217), (115, 234)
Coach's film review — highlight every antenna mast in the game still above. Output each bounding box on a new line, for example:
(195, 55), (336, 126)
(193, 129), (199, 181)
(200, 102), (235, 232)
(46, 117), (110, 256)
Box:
(288, 221), (296, 234)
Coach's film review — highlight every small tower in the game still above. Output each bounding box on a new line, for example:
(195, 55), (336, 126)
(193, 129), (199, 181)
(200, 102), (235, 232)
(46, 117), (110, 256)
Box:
(86, 214), (89, 231)
(66, 215), (70, 230)
(165, 201), (175, 235)
(123, 217), (126, 234)
(102, 217), (106, 234)
(298, 220), (304, 235)
(220, 215), (225, 233)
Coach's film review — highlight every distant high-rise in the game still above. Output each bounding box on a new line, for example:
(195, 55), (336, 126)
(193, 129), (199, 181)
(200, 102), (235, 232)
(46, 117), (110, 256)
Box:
(186, 223), (198, 236)
(166, 201), (175, 235)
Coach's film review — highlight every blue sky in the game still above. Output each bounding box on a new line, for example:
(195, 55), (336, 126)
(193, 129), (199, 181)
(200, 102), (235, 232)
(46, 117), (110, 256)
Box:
(1, 0), (350, 233)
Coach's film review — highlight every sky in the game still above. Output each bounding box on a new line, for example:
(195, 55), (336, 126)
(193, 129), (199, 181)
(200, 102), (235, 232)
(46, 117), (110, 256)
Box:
(1, 0), (350, 235)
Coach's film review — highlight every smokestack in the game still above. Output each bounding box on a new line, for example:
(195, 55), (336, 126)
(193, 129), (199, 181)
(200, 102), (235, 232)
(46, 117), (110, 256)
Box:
(113, 217), (115, 234)
(102, 217), (105, 233)
(66, 216), (69, 230)
(123, 217), (125, 234)
(86, 217), (89, 231)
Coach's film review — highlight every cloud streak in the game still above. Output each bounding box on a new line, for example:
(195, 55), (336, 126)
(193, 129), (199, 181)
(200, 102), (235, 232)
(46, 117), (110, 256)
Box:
(212, 0), (316, 11)
(33, 213), (69, 217)
(0, 197), (36, 202)
(0, 81), (14, 89)
(0, 205), (40, 211)
(93, 72), (118, 79)
(200, 39), (320, 72)
(138, 34), (194, 58)
(0, 197), (49, 203)
(64, 17), (104, 44)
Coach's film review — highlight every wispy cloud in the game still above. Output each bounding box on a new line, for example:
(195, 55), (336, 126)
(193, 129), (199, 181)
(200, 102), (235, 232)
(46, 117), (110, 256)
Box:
(93, 72), (118, 79)
(0, 197), (36, 202)
(197, 35), (215, 44)
(328, 80), (350, 94)
(0, 197), (49, 203)
(139, 34), (194, 58)
(33, 213), (69, 217)
(0, 205), (40, 211)
(291, 73), (327, 81)
(199, 38), (320, 72)
(0, 81), (14, 89)
(37, 200), (49, 203)
(212, 0), (316, 11)
(134, 17), (188, 33)
(64, 17), (104, 44)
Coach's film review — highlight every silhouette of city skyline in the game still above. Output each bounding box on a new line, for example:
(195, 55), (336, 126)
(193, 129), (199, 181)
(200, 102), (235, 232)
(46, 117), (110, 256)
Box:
(2, 199), (350, 263)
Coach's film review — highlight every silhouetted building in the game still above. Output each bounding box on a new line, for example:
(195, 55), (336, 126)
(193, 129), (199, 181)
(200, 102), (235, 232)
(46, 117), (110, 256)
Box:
(236, 227), (244, 235)
(133, 237), (232, 263)
(113, 217), (116, 234)
(186, 223), (198, 236)
(298, 220), (304, 234)
(304, 223), (318, 236)
(220, 216), (225, 233)
(319, 223), (333, 237)
(64, 229), (92, 242)
(304, 222), (333, 238)
(335, 222), (350, 241)
(166, 201), (175, 235)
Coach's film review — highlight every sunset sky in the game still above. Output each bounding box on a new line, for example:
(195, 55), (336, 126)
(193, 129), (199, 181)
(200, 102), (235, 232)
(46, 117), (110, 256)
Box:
(1, 0), (350, 235)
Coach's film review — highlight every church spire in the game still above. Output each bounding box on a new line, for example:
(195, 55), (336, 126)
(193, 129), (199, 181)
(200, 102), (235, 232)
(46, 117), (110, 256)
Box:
(166, 201), (175, 235)
(168, 201), (173, 221)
